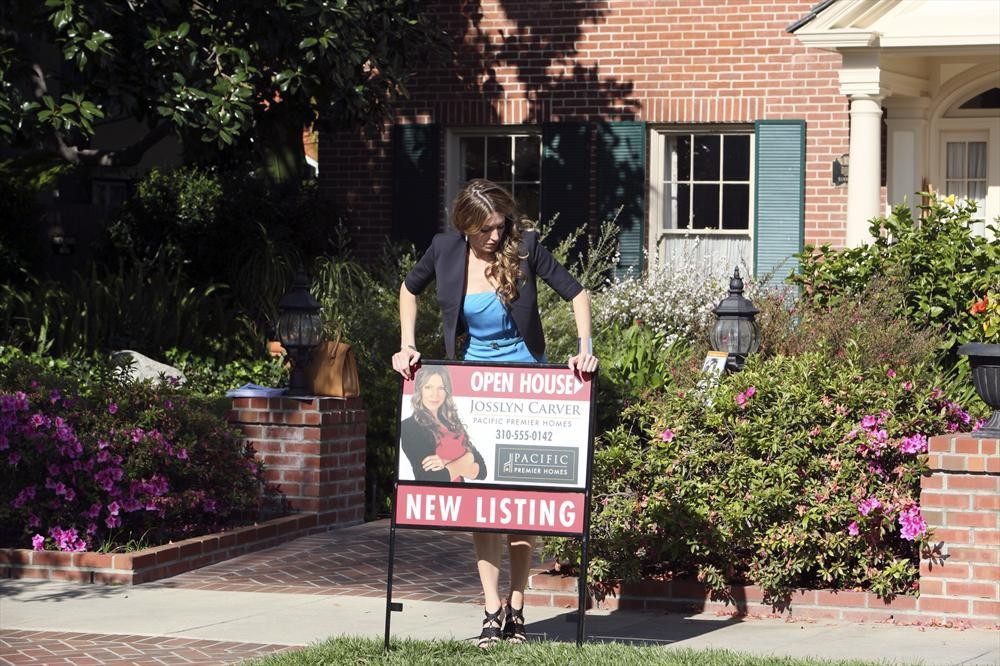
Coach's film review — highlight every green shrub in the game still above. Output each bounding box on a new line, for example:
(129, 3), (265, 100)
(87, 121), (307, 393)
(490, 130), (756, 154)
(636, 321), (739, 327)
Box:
(0, 256), (256, 359)
(103, 167), (340, 332)
(164, 349), (288, 397)
(549, 349), (975, 603)
(790, 196), (1000, 350)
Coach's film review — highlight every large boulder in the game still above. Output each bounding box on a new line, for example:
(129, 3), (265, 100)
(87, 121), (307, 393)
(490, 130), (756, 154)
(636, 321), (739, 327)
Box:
(112, 350), (187, 386)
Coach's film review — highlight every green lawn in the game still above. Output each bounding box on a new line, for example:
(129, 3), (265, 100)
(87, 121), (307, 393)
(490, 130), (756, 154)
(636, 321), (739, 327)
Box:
(248, 637), (914, 666)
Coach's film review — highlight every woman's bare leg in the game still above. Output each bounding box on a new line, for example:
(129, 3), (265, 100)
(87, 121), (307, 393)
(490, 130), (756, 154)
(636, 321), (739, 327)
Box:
(472, 532), (503, 611)
(507, 534), (536, 609)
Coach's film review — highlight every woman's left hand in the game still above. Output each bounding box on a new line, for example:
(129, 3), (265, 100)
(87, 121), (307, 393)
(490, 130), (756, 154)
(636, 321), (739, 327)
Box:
(421, 454), (446, 472)
(568, 352), (599, 376)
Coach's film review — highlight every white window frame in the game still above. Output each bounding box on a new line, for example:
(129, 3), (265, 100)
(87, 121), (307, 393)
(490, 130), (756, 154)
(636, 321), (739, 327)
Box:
(933, 124), (1000, 233)
(647, 126), (755, 261)
(445, 127), (542, 227)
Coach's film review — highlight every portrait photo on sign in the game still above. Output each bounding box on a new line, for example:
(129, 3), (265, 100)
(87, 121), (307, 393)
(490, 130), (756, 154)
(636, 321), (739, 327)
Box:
(396, 362), (592, 489)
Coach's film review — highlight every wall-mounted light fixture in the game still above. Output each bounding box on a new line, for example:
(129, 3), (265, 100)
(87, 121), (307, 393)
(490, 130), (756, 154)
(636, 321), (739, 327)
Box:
(832, 153), (849, 186)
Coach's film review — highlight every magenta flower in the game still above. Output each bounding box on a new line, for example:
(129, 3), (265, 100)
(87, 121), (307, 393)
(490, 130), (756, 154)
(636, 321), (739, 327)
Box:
(899, 506), (927, 541)
(847, 521), (860, 536)
(661, 429), (675, 442)
(735, 393), (747, 407)
(858, 497), (881, 516)
(32, 534), (45, 551)
(108, 402), (118, 414)
(860, 415), (878, 430)
(900, 433), (928, 454)
(886, 369), (896, 378)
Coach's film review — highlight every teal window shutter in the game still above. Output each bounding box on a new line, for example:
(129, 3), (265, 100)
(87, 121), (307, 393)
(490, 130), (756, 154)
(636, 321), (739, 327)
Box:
(392, 123), (440, 250)
(754, 120), (805, 289)
(596, 121), (646, 277)
(540, 123), (590, 245)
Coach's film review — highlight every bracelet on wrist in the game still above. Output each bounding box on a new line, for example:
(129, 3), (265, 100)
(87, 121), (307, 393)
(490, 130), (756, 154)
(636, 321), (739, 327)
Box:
(578, 337), (593, 355)
(404, 344), (417, 352)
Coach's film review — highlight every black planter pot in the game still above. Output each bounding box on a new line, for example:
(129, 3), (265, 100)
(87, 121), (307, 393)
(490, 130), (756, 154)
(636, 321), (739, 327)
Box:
(958, 343), (1000, 437)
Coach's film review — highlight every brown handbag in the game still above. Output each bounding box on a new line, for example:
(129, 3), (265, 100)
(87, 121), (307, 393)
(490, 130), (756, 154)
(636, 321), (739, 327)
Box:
(304, 331), (361, 397)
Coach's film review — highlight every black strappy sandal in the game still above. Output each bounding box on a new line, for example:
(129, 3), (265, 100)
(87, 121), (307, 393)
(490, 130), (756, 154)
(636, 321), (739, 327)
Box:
(477, 607), (504, 650)
(502, 604), (526, 644)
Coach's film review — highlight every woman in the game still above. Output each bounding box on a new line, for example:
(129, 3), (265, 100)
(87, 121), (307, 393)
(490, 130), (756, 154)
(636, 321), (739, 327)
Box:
(399, 365), (485, 483)
(391, 179), (599, 648)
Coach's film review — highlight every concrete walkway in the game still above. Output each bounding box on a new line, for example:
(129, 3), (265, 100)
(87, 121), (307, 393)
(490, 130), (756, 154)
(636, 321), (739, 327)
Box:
(1, 522), (998, 665)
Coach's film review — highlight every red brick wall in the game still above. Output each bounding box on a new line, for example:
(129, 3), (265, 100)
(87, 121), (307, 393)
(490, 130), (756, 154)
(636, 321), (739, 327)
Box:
(321, 0), (854, 261)
(228, 397), (367, 526)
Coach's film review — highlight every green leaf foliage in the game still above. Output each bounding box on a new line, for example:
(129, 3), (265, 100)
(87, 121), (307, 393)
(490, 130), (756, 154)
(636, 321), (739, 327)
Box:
(0, 0), (448, 153)
(790, 196), (1000, 352)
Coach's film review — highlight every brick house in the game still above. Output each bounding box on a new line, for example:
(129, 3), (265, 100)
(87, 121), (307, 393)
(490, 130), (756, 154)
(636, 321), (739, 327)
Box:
(319, 0), (1000, 283)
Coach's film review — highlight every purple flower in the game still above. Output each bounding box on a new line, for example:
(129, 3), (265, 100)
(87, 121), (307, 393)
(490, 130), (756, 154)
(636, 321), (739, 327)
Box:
(860, 415), (878, 430)
(886, 369), (896, 378)
(661, 429), (675, 442)
(858, 497), (881, 516)
(745, 386), (757, 398)
(735, 393), (747, 407)
(163, 399), (173, 410)
(900, 433), (928, 454)
(105, 514), (121, 529)
(32, 534), (45, 551)
(899, 506), (927, 541)
(108, 402), (118, 414)
(107, 501), (120, 516)
(847, 521), (859, 536)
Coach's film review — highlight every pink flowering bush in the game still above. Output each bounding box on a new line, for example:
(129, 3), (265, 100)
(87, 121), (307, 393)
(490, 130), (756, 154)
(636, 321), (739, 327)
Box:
(553, 346), (977, 604)
(0, 355), (279, 552)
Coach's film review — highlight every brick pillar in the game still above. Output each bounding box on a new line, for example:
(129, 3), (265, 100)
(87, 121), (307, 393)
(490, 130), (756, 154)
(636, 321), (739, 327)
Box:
(919, 434), (999, 624)
(228, 397), (367, 527)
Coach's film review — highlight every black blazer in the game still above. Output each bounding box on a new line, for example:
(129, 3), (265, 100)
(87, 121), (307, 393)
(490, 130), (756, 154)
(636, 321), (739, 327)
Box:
(399, 416), (487, 482)
(403, 230), (583, 359)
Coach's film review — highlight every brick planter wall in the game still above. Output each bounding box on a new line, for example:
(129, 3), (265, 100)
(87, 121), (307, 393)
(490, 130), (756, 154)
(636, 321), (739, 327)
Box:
(528, 433), (1000, 628)
(227, 396), (367, 526)
(0, 513), (330, 585)
(918, 434), (999, 624)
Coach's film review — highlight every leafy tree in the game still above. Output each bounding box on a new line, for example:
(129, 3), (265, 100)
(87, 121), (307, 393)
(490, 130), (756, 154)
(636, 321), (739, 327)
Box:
(0, 0), (446, 178)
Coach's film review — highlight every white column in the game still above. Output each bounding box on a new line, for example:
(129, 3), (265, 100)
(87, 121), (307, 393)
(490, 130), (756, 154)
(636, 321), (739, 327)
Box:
(884, 97), (930, 220)
(846, 94), (884, 247)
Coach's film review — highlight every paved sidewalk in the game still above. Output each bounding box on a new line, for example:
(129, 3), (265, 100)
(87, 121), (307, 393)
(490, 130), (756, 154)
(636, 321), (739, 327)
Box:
(2, 521), (998, 666)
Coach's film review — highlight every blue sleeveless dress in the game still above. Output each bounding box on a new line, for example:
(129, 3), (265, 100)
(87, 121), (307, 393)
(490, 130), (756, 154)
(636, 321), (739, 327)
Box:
(462, 292), (545, 363)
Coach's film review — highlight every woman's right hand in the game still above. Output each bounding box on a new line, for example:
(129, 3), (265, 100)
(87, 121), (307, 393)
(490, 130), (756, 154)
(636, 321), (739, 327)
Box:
(421, 454), (446, 472)
(392, 346), (421, 379)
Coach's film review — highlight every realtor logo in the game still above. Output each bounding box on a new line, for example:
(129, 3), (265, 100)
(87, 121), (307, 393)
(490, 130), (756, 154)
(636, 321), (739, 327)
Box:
(495, 445), (578, 485)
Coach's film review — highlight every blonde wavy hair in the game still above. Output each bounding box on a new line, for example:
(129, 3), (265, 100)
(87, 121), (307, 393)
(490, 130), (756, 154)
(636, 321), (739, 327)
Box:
(451, 179), (528, 305)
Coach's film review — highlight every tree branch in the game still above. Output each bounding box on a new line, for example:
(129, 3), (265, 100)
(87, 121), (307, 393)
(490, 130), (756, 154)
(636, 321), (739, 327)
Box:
(31, 60), (172, 167)
(54, 122), (173, 167)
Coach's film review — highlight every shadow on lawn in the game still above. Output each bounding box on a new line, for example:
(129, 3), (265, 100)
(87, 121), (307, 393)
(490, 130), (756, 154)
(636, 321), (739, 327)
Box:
(526, 609), (744, 646)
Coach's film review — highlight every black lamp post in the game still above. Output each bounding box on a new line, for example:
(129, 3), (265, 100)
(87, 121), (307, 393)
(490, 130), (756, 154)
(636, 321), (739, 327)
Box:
(276, 271), (323, 395)
(710, 268), (761, 372)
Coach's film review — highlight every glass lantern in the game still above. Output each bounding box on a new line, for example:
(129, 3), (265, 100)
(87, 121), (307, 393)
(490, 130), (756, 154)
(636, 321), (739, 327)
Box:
(276, 271), (323, 395)
(710, 268), (761, 372)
